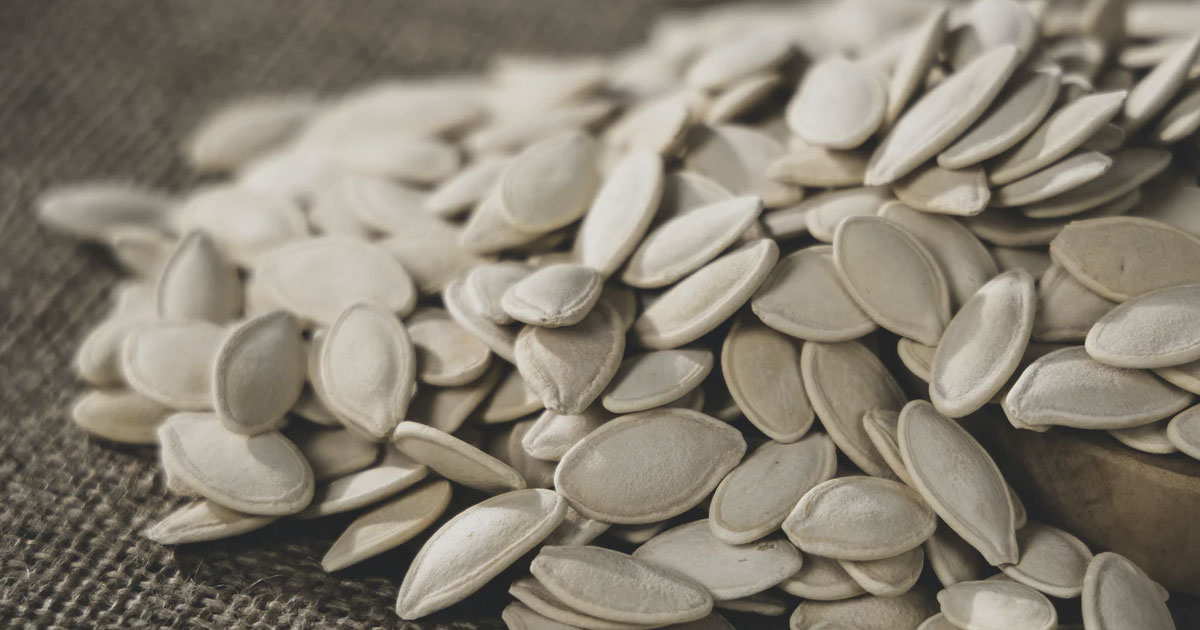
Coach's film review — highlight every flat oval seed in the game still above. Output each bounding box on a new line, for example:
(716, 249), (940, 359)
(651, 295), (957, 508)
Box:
(1086, 283), (1200, 368)
(802, 187), (892, 243)
(291, 427), (378, 481)
(71, 388), (169, 444)
(893, 165), (991, 217)
(320, 303), (416, 440)
(555, 408), (745, 524)
(899, 400), (1018, 566)
(574, 151), (664, 276)
(1004, 346), (1194, 430)
(391, 421), (526, 493)
(897, 338), (936, 382)
(991, 246), (1052, 278)
(704, 73), (780, 124)
(884, 7), (949, 126)
(75, 316), (149, 387)
(464, 262), (535, 325)
(634, 239), (779, 350)
(992, 152), (1113, 207)
(1049, 216), (1200, 302)
(502, 602), (588, 630)
(516, 301), (624, 415)
(1021, 148), (1172, 220)
(103, 228), (170, 277)
(459, 191), (546, 255)
(801, 341), (906, 477)
(523, 407), (609, 461)
(938, 67), (1061, 169)
(862, 408), (914, 485)
(395, 488), (566, 620)
(1167, 405), (1200, 459)
(1000, 521), (1093, 598)
(778, 555), (865, 601)
(407, 307), (492, 387)
(503, 264), (604, 328)
(254, 236), (416, 326)
(787, 57), (886, 150)
(603, 348), (712, 414)
(609, 94), (693, 157)
(877, 202), (998, 309)
(157, 231), (242, 323)
(686, 34), (791, 91)
(722, 314), (814, 442)
(1122, 35), (1200, 133)
(987, 90), (1127, 185)
(122, 321), (225, 410)
(839, 546), (925, 597)
(657, 170), (733, 222)
(144, 500), (277, 545)
(947, 0), (1038, 67)
(622, 196), (762, 289)
(158, 413), (314, 515)
(918, 613), (959, 630)
(479, 368), (544, 423)
(930, 270), (1036, 417)
(214, 311), (305, 435)
(531, 545), (714, 626)
(751, 246), (875, 342)
(1157, 359), (1200, 395)
(499, 131), (598, 233)
(833, 216), (951, 346)
(789, 588), (937, 630)
(36, 182), (174, 242)
(938, 580), (1056, 630)
(1153, 83), (1200, 143)
(1032, 264), (1116, 343)
(925, 524), (988, 588)
(709, 433), (836, 545)
(297, 447), (429, 518)
(174, 186), (307, 266)
(783, 476), (936, 561)
(686, 125), (798, 207)
(425, 156), (509, 218)
(1109, 419), (1179, 455)
(407, 363), (502, 434)
(322, 479), (452, 571)
(1083, 552), (1175, 630)
(866, 45), (1021, 185)
(508, 577), (649, 630)
(444, 278), (517, 363)
(634, 520), (803, 600)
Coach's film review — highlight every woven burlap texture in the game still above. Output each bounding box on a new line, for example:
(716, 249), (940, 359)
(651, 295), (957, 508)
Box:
(0, 2), (735, 628)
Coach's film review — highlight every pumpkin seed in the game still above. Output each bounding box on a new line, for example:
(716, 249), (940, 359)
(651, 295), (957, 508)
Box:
(893, 165), (991, 217)
(516, 301), (624, 415)
(877, 202), (998, 309)
(925, 523), (988, 588)
(622, 196), (762, 289)
(787, 57), (886, 150)
(767, 139), (869, 188)
(213, 311), (305, 434)
(1109, 419), (1178, 455)
(861, 409), (914, 486)
(1086, 283), (1200, 368)
(122, 320), (226, 410)
(783, 476), (937, 561)
(296, 446), (429, 518)
(938, 67), (1061, 169)
(721, 314), (814, 442)
(789, 587), (938, 630)
(839, 546), (925, 597)
(407, 307), (493, 387)
(1050, 215), (1200, 301)
(937, 579), (1057, 630)
(395, 488), (565, 619)
(479, 368), (544, 423)
(1082, 552), (1175, 630)
(1167, 404), (1200, 459)
(289, 426), (378, 482)
(884, 7), (949, 126)
(157, 232), (242, 323)
(686, 34), (790, 91)
(1122, 35), (1200, 133)
(407, 363), (502, 434)
(575, 152), (664, 276)
(36, 182), (174, 242)
(391, 421), (526, 493)
(750, 246), (874, 342)
(508, 577), (651, 630)
(71, 388), (169, 445)
(503, 264), (604, 328)
(322, 480), (452, 571)
(1021, 147), (1172, 220)
(1000, 520), (1093, 598)
(992, 151), (1114, 207)
(144, 500), (277, 545)
(686, 125), (799, 207)
(425, 156), (509, 219)
(802, 187), (892, 243)
(603, 348), (712, 414)
(704, 73), (780, 124)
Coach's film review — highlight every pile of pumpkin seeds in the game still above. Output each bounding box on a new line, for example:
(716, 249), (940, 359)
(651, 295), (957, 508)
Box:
(37, 0), (1200, 627)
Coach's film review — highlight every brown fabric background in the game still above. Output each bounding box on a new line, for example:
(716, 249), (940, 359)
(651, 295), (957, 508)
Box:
(0, 2), (747, 628)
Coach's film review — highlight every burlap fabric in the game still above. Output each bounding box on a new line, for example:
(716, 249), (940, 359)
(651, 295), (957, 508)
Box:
(0, 2), (739, 628)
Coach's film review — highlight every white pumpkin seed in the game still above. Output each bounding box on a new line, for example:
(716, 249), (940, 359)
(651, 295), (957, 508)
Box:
(787, 57), (886, 150)
(322, 479), (452, 571)
(892, 164), (991, 217)
(938, 67), (1061, 169)
(407, 307), (492, 387)
(877, 202), (998, 309)
(721, 314), (814, 442)
(425, 156), (509, 219)
(783, 476), (936, 561)
(297, 446), (429, 518)
(531, 545), (714, 626)
(122, 320), (225, 410)
(395, 488), (566, 619)
(36, 182), (174, 242)
(686, 34), (790, 91)
(946, 0), (1038, 68)
(988, 90), (1127, 185)
(1153, 83), (1200, 144)
(789, 587), (938, 630)
(392, 421), (526, 493)
(516, 301), (624, 414)
(778, 555), (865, 601)
(1000, 520), (1093, 598)
(930, 270), (1036, 417)
(802, 187), (892, 243)
(1050, 216), (1200, 302)
(1082, 552), (1175, 630)
(634, 239), (778, 350)
(866, 45), (1021, 185)
(213, 311), (304, 434)
(602, 348), (712, 414)
(608, 93), (694, 157)
(992, 151), (1114, 207)
(479, 368), (545, 423)
(508, 577), (650, 630)
(460, 191), (547, 256)
(623, 196), (761, 289)
(255, 236), (416, 326)
(686, 125), (799, 207)
(1122, 35), (1200, 133)
(174, 186), (307, 266)
(1109, 419), (1179, 455)
(861, 408), (914, 486)
(634, 520), (803, 600)
(1086, 283), (1200, 368)
(444, 277), (517, 363)
(884, 7), (949, 126)
(75, 316), (150, 387)
(1004, 346), (1194, 430)
(839, 546), (925, 597)
(378, 229), (486, 297)
(555, 408), (745, 524)
(319, 302), (416, 440)
(925, 523), (988, 588)
(1167, 404), (1200, 459)
(1156, 358), (1200, 395)
(1032, 264), (1116, 343)
(937, 579), (1057, 630)
(499, 131), (599, 233)
(898, 400), (1018, 566)
(833, 215), (950, 346)
(801, 341), (906, 477)
(407, 363), (503, 434)
(71, 388), (169, 444)
(290, 426), (378, 482)
(156, 231), (242, 323)
(714, 592), (789, 617)
(1021, 147), (1172, 219)
(104, 226), (176, 278)
(751, 245), (874, 342)
(503, 264), (604, 328)
(768, 139), (869, 188)
(158, 412), (314, 515)
(897, 338), (936, 383)
(574, 152), (664, 276)
(704, 73), (780, 124)
(144, 499), (277, 545)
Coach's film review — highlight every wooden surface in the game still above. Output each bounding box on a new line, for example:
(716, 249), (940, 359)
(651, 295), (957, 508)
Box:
(966, 409), (1200, 610)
